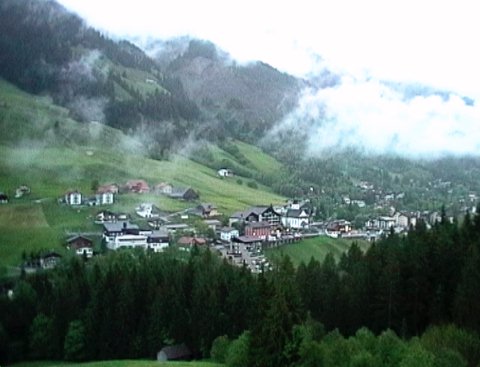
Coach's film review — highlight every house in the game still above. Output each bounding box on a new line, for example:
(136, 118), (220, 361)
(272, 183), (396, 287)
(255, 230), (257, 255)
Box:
(245, 222), (272, 239)
(0, 192), (8, 204)
(125, 179), (150, 194)
(15, 185), (30, 198)
(136, 203), (160, 218)
(197, 203), (219, 218)
(95, 187), (115, 205)
(169, 187), (199, 201)
(103, 221), (139, 243)
(351, 200), (366, 208)
(394, 212), (410, 228)
(204, 219), (222, 231)
(67, 235), (94, 258)
(163, 223), (192, 233)
(95, 210), (121, 224)
(229, 205), (282, 227)
(217, 168), (234, 177)
(147, 229), (170, 252)
(157, 344), (192, 362)
(177, 236), (207, 248)
(65, 191), (82, 205)
(220, 227), (239, 242)
(155, 182), (173, 195)
(39, 252), (62, 269)
(326, 220), (352, 238)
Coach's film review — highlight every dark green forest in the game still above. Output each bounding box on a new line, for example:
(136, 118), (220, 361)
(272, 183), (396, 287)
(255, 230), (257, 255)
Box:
(2, 210), (480, 366)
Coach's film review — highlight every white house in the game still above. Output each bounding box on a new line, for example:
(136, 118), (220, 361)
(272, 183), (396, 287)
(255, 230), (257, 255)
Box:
(95, 191), (114, 205)
(135, 203), (159, 218)
(111, 234), (148, 251)
(65, 191), (82, 206)
(220, 227), (239, 242)
(217, 168), (234, 177)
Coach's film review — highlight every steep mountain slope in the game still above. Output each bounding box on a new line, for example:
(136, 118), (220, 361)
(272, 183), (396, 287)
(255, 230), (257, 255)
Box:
(151, 39), (303, 142)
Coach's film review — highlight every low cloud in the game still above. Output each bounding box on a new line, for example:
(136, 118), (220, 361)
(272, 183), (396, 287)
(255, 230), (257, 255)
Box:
(269, 75), (480, 158)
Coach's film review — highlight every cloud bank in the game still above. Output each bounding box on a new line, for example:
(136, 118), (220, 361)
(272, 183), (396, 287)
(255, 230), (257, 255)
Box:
(272, 76), (480, 158)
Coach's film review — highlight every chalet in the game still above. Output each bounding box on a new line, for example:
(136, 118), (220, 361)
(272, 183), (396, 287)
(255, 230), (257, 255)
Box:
(229, 205), (282, 227)
(155, 182), (173, 195)
(233, 235), (263, 250)
(157, 344), (192, 362)
(146, 229), (170, 252)
(326, 220), (352, 238)
(95, 187), (115, 205)
(163, 223), (192, 233)
(67, 235), (94, 258)
(65, 191), (82, 206)
(197, 203), (219, 217)
(125, 179), (150, 194)
(40, 251), (62, 269)
(169, 187), (199, 201)
(220, 227), (239, 242)
(217, 168), (234, 177)
(245, 222), (272, 239)
(0, 192), (8, 204)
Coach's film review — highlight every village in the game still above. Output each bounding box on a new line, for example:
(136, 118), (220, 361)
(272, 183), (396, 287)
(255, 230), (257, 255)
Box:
(2, 172), (478, 274)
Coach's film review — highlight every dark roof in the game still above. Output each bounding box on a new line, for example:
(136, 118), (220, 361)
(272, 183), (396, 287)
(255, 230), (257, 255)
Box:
(103, 222), (139, 232)
(169, 187), (198, 199)
(286, 209), (309, 218)
(158, 343), (191, 361)
(67, 235), (93, 249)
(233, 235), (263, 244)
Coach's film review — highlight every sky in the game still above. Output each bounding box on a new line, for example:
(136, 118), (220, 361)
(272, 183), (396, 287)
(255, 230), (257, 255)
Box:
(57, 0), (480, 157)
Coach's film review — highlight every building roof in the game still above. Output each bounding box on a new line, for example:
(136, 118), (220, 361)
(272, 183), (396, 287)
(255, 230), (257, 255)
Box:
(286, 209), (309, 218)
(66, 235), (93, 249)
(103, 222), (139, 232)
(220, 226), (238, 232)
(178, 236), (207, 246)
(158, 343), (192, 361)
(204, 219), (222, 226)
(233, 235), (263, 244)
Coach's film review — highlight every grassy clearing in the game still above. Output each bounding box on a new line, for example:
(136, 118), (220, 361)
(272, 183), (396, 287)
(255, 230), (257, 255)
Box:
(10, 360), (223, 367)
(266, 236), (370, 267)
(234, 140), (283, 175)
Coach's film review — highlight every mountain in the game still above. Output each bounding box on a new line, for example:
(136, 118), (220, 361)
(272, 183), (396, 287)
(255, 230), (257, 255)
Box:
(151, 38), (302, 142)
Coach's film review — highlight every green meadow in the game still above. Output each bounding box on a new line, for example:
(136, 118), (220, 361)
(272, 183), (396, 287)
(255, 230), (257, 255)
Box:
(265, 236), (370, 267)
(0, 78), (285, 269)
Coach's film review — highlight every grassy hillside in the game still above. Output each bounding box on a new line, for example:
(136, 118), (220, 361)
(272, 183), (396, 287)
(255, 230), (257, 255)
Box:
(11, 361), (222, 367)
(265, 237), (370, 267)
(0, 79), (285, 270)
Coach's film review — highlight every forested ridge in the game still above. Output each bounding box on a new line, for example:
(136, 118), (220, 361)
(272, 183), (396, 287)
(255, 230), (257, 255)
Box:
(2, 210), (480, 366)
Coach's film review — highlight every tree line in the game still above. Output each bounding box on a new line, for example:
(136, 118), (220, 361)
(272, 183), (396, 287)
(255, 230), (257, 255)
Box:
(1, 209), (480, 365)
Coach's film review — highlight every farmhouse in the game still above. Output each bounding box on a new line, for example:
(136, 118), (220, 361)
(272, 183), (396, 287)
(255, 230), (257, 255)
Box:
(177, 236), (207, 247)
(217, 168), (234, 177)
(97, 183), (119, 194)
(39, 252), (62, 269)
(0, 192), (8, 204)
(154, 182), (173, 195)
(65, 191), (82, 205)
(168, 187), (199, 201)
(157, 344), (192, 362)
(124, 179), (150, 193)
(196, 203), (219, 217)
(15, 185), (30, 198)
(67, 235), (94, 258)
(326, 220), (352, 238)
(135, 203), (160, 218)
(204, 219), (222, 231)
